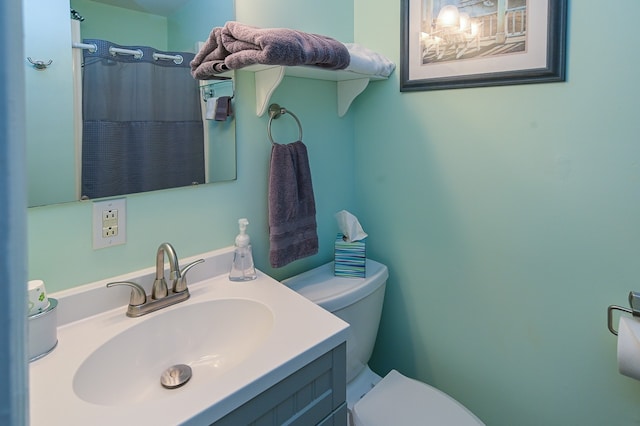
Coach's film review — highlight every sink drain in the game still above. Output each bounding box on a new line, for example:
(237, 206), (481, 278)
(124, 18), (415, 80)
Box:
(160, 364), (192, 389)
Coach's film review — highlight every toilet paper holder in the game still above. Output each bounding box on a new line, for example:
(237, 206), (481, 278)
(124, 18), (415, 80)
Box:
(608, 291), (640, 336)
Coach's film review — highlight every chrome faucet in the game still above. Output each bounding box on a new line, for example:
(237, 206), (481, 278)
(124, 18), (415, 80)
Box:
(152, 242), (180, 299)
(107, 243), (204, 317)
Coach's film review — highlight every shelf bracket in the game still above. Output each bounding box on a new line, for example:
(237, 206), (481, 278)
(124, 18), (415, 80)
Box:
(252, 65), (384, 117)
(255, 66), (285, 116)
(337, 78), (370, 117)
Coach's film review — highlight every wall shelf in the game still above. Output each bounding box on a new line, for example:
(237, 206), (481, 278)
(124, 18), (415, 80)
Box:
(241, 64), (387, 117)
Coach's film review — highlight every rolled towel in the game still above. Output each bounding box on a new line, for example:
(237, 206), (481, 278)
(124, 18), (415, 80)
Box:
(221, 21), (350, 70)
(343, 43), (396, 77)
(190, 27), (231, 79)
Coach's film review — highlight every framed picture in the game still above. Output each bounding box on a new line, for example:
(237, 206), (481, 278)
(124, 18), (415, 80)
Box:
(400, 0), (567, 91)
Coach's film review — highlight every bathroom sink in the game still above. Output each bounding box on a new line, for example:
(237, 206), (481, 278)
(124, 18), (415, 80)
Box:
(73, 299), (273, 406)
(30, 247), (349, 425)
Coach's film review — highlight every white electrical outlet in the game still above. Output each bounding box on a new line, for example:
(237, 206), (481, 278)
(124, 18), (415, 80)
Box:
(93, 199), (126, 249)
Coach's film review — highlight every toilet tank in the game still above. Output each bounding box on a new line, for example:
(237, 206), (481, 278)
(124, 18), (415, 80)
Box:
(283, 259), (389, 383)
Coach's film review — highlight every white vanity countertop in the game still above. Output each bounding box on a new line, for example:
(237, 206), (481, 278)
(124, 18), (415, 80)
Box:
(29, 247), (349, 426)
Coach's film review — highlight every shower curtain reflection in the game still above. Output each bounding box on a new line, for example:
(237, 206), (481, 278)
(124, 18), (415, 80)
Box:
(81, 39), (204, 199)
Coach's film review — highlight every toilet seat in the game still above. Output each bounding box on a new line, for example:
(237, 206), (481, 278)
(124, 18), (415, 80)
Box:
(352, 370), (484, 426)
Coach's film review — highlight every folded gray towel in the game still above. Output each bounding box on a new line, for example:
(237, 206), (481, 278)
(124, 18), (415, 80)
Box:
(269, 141), (318, 268)
(190, 27), (231, 79)
(222, 21), (350, 71)
(191, 22), (351, 79)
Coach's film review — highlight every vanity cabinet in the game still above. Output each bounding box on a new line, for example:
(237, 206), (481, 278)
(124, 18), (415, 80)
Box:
(213, 343), (347, 426)
(30, 247), (349, 426)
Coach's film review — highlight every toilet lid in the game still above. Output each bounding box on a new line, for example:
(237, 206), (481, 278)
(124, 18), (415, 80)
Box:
(352, 370), (484, 426)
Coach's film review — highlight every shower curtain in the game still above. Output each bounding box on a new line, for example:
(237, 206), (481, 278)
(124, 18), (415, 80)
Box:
(81, 39), (204, 199)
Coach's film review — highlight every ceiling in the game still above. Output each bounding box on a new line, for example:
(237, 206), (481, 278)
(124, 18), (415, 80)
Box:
(93, 0), (193, 17)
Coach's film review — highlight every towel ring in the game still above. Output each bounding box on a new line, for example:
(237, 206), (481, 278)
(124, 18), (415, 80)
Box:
(267, 103), (303, 145)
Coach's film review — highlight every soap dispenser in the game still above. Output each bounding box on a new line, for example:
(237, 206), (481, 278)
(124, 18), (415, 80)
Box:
(229, 218), (257, 281)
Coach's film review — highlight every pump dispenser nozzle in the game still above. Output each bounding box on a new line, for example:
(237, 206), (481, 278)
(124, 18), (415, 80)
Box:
(229, 218), (257, 281)
(236, 218), (250, 247)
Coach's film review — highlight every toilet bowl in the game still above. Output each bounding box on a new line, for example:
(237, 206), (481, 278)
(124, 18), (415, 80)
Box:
(283, 259), (484, 425)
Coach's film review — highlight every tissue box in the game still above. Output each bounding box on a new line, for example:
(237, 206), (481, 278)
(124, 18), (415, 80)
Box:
(334, 233), (366, 277)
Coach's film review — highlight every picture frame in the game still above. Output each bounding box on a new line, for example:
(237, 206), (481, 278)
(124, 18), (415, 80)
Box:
(400, 0), (567, 92)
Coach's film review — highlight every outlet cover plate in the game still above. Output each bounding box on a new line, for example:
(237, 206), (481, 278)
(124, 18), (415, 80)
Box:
(93, 198), (126, 249)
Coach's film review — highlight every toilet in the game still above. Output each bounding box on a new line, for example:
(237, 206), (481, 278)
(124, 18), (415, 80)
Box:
(283, 259), (484, 426)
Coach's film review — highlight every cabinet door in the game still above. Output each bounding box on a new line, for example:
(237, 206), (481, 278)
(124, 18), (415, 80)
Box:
(214, 343), (346, 426)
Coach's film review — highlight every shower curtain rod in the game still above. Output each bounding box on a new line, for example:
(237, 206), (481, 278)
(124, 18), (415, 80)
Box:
(72, 43), (144, 59)
(108, 46), (143, 59)
(152, 52), (184, 64)
(72, 42), (96, 53)
(72, 42), (183, 64)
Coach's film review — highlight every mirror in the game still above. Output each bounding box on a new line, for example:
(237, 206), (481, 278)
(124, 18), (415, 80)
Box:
(23, 0), (236, 207)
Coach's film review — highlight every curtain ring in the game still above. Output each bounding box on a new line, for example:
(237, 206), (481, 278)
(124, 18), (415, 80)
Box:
(267, 103), (303, 145)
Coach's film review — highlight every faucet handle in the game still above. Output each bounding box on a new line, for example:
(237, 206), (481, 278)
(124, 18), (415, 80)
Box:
(152, 277), (169, 299)
(106, 281), (147, 306)
(173, 259), (205, 293)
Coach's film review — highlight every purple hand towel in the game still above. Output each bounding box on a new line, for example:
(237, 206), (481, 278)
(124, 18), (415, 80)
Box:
(221, 21), (350, 70)
(269, 141), (318, 268)
(214, 96), (232, 121)
(190, 27), (231, 79)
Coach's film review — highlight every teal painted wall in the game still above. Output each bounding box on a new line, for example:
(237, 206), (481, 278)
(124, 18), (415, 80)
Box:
(24, 0), (75, 206)
(70, 0), (168, 48)
(168, 0), (235, 52)
(25, 0), (640, 424)
(235, 0), (353, 43)
(27, 72), (357, 292)
(28, 0), (356, 291)
(70, 0), (236, 53)
(353, 1), (640, 425)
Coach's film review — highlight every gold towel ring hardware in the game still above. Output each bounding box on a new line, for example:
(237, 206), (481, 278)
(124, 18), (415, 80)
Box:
(267, 103), (303, 145)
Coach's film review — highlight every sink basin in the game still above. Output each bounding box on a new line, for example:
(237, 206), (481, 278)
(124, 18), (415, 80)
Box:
(73, 299), (273, 406)
(30, 247), (349, 426)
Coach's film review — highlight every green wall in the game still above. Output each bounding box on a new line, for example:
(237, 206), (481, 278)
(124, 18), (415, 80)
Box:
(168, 0), (235, 52)
(26, 0), (640, 424)
(24, 0), (75, 206)
(28, 0), (356, 290)
(27, 69), (356, 291)
(235, 0), (353, 42)
(70, 0), (168, 48)
(354, 1), (640, 425)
